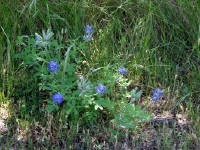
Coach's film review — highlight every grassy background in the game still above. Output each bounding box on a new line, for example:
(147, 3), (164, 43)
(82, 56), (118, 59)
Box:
(0, 0), (200, 149)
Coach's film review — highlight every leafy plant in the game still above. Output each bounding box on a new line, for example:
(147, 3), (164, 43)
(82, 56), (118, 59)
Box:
(15, 29), (81, 122)
(15, 23), (152, 130)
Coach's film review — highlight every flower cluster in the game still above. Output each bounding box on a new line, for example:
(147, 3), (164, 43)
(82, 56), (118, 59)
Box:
(95, 84), (106, 94)
(83, 25), (94, 41)
(151, 88), (163, 101)
(52, 93), (64, 104)
(48, 61), (59, 72)
(118, 67), (128, 75)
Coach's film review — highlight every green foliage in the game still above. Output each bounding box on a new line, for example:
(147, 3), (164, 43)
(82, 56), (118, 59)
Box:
(0, 0), (199, 149)
(113, 103), (151, 129)
(130, 87), (143, 104)
(15, 29), (151, 128)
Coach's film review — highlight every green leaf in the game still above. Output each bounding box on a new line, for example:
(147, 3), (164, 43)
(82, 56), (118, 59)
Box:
(95, 98), (115, 111)
(45, 105), (56, 113)
(130, 87), (142, 104)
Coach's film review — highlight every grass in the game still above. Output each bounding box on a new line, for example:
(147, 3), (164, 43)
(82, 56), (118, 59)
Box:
(0, 0), (200, 149)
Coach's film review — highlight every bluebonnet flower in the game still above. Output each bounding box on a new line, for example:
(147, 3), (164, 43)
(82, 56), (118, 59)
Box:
(95, 84), (106, 94)
(84, 25), (94, 34)
(35, 36), (40, 48)
(83, 25), (94, 41)
(52, 93), (64, 104)
(152, 88), (163, 101)
(118, 67), (128, 75)
(48, 61), (59, 72)
(79, 75), (84, 80)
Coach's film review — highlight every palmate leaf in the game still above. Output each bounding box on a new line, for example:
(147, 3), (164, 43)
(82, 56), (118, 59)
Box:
(129, 87), (142, 104)
(45, 102), (59, 113)
(113, 103), (151, 129)
(45, 105), (55, 113)
(94, 98), (115, 111)
(35, 29), (54, 47)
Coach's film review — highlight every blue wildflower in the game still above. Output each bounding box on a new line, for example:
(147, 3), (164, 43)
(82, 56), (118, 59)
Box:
(152, 88), (163, 101)
(84, 25), (94, 34)
(84, 25), (94, 41)
(118, 67), (128, 75)
(48, 61), (59, 72)
(52, 93), (64, 104)
(95, 84), (106, 94)
(35, 36), (40, 48)
(79, 75), (84, 80)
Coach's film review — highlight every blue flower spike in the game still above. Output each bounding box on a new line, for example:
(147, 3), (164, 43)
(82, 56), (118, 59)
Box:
(152, 88), (163, 101)
(48, 61), (59, 72)
(84, 25), (94, 34)
(95, 84), (106, 94)
(118, 67), (128, 75)
(84, 25), (94, 41)
(52, 93), (64, 104)
(35, 36), (40, 48)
